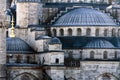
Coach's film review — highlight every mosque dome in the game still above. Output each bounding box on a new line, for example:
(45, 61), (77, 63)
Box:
(49, 37), (61, 44)
(84, 39), (115, 48)
(7, 37), (34, 53)
(54, 8), (116, 26)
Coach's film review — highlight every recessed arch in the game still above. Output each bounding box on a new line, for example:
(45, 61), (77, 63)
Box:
(53, 29), (57, 36)
(96, 28), (99, 36)
(77, 28), (82, 36)
(104, 29), (108, 37)
(68, 28), (72, 36)
(112, 28), (116, 36)
(96, 73), (119, 80)
(86, 28), (91, 36)
(13, 72), (39, 80)
(118, 29), (120, 36)
(90, 51), (95, 59)
(59, 29), (64, 36)
(103, 51), (108, 59)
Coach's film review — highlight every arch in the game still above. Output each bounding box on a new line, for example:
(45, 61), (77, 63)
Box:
(118, 29), (120, 36)
(112, 28), (116, 36)
(96, 28), (100, 36)
(53, 29), (57, 36)
(104, 29), (108, 37)
(115, 51), (117, 59)
(59, 29), (64, 36)
(86, 28), (91, 36)
(68, 28), (72, 36)
(90, 51), (95, 59)
(77, 28), (82, 36)
(96, 73), (119, 80)
(103, 51), (108, 59)
(67, 77), (76, 80)
(13, 72), (39, 80)
(80, 51), (82, 59)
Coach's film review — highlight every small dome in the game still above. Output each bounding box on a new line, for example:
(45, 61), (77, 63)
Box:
(49, 37), (61, 44)
(84, 39), (115, 48)
(7, 37), (34, 53)
(54, 8), (116, 26)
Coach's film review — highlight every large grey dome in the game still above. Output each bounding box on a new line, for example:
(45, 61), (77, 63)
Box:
(54, 8), (116, 26)
(7, 37), (34, 53)
(84, 39), (115, 48)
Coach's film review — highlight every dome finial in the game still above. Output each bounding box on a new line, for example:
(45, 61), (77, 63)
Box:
(10, 16), (15, 38)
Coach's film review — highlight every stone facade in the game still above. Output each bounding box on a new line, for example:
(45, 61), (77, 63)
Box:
(0, 0), (120, 80)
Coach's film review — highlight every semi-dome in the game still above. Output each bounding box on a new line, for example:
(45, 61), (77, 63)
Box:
(7, 37), (34, 53)
(54, 8), (116, 26)
(48, 37), (61, 44)
(84, 39), (115, 48)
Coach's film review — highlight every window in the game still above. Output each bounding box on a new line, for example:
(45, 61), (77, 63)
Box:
(104, 29), (108, 37)
(59, 29), (64, 36)
(68, 28), (72, 36)
(56, 58), (59, 64)
(112, 28), (116, 36)
(86, 28), (91, 36)
(118, 29), (120, 36)
(115, 51), (117, 59)
(53, 29), (57, 36)
(96, 29), (99, 36)
(90, 51), (94, 59)
(80, 51), (82, 59)
(103, 51), (108, 59)
(77, 28), (82, 36)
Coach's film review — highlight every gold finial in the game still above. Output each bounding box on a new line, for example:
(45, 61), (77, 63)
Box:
(10, 16), (15, 37)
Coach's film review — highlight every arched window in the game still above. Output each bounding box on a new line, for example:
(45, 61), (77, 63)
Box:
(104, 29), (108, 37)
(77, 28), (82, 36)
(16, 55), (21, 63)
(26, 56), (30, 63)
(86, 28), (91, 36)
(80, 51), (82, 59)
(59, 29), (64, 36)
(112, 28), (116, 36)
(96, 29), (99, 36)
(55, 58), (59, 64)
(115, 51), (117, 59)
(103, 51), (108, 59)
(90, 51), (94, 59)
(53, 29), (57, 36)
(68, 28), (72, 36)
(118, 29), (120, 36)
